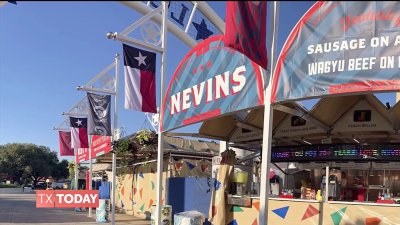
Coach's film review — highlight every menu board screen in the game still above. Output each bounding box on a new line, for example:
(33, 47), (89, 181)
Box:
(271, 144), (400, 162)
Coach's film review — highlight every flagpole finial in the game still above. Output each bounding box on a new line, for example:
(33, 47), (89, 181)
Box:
(106, 32), (117, 40)
(115, 53), (119, 58)
(76, 85), (83, 91)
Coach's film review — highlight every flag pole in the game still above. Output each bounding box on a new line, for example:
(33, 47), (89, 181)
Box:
(259, 1), (279, 225)
(155, 2), (167, 225)
(88, 135), (92, 217)
(111, 53), (120, 225)
(75, 150), (79, 192)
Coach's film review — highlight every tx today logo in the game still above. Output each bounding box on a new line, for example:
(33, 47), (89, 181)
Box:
(36, 190), (99, 208)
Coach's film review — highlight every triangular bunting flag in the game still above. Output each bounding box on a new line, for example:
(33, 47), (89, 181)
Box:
(230, 205), (244, 212)
(331, 207), (347, 225)
(302, 205), (320, 220)
(252, 219), (258, 225)
(214, 179), (221, 191)
(186, 161), (196, 170)
(253, 201), (260, 212)
(151, 181), (155, 190)
(149, 199), (154, 209)
(227, 219), (238, 225)
(201, 164), (208, 172)
(139, 172), (144, 178)
(140, 203), (145, 212)
(161, 198), (164, 205)
(121, 186), (125, 196)
(140, 188), (143, 199)
(133, 187), (137, 195)
(121, 200), (124, 208)
(272, 206), (289, 219)
(365, 217), (381, 225)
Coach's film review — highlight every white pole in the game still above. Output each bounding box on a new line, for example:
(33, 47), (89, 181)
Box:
(325, 165), (329, 202)
(88, 136), (93, 217)
(75, 150), (79, 191)
(155, 2), (167, 225)
(259, 2), (279, 225)
(111, 53), (120, 225)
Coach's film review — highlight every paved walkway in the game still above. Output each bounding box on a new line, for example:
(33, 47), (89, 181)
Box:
(0, 190), (150, 225)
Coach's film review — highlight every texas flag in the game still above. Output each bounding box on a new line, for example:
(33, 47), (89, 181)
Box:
(123, 44), (157, 113)
(69, 117), (88, 148)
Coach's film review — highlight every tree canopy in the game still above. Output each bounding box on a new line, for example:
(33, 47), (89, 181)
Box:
(0, 143), (69, 185)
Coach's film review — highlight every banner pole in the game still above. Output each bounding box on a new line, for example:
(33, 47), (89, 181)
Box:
(111, 53), (120, 225)
(88, 136), (92, 217)
(259, 2), (279, 225)
(75, 149), (79, 192)
(155, 2), (167, 225)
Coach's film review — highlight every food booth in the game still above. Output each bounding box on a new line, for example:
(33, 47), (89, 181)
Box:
(157, 1), (400, 224)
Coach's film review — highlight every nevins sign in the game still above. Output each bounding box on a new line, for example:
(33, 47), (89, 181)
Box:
(36, 190), (99, 208)
(161, 35), (266, 131)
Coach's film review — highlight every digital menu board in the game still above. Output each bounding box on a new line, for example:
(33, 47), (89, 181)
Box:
(271, 144), (400, 162)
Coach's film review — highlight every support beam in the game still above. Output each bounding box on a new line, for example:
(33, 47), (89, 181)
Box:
(118, 1), (197, 48)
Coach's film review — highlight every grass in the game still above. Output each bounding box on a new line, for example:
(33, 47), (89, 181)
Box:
(0, 183), (21, 188)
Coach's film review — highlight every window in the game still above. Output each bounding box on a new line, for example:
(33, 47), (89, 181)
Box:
(291, 116), (306, 127)
(353, 110), (371, 122)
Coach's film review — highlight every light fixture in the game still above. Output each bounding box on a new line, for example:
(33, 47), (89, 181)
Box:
(288, 163), (297, 169)
(353, 138), (360, 143)
(303, 140), (312, 145)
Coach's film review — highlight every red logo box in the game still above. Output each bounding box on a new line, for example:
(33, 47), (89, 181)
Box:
(36, 190), (99, 208)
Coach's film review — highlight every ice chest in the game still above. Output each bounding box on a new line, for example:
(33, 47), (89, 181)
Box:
(174, 210), (205, 225)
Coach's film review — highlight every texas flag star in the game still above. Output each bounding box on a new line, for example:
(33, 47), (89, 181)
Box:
(134, 51), (147, 66)
(76, 119), (82, 126)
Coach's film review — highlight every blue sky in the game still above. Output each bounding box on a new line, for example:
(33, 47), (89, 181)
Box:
(0, 2), (396, 161)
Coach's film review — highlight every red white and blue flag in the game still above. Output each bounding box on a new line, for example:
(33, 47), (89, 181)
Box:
(224, 1), (268, 69)
(58, 131), (74, 156)
(69, 117), (88, 148)
(123, 44), (157, 113)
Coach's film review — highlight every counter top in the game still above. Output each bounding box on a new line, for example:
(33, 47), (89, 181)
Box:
(328, 201), (400, 207)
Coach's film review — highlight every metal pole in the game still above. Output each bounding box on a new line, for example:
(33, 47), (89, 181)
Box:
(325, 165), (329, 202)
(88, 136), (93, 217)
(111, 53), (120, 225)
(75, 149), (79, 191)
(259, 2), (279, 225)
(155, 2), (167, 225)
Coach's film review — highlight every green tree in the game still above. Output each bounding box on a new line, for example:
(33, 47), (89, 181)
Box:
(51, 159), (69, 181)
(0, 143), (69, 186)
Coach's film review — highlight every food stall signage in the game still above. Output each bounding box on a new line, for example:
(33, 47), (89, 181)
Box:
(161, 35), (265, 132)
(272, 1), (400, 103)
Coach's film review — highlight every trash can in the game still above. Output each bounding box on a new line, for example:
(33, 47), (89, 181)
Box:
(151, 205), (172, 225)
(96, 199), (109, 223)
(174, 211), (205, 225)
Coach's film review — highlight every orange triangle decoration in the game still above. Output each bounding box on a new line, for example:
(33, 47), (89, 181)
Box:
(149, 199), (154, 209)
(302, 205), (320, 221)
(252, 219), (258, 225)
(121, 186), (125, 196)
(253, 201), (260, 212)
(365, 217), (381, 225)
(133, 187), (137, 196)
(140, 188), (143, 199)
